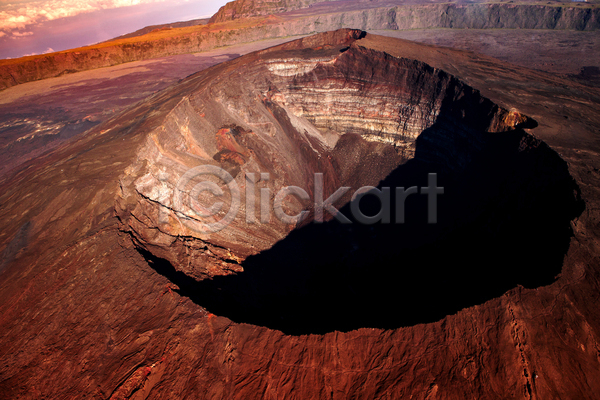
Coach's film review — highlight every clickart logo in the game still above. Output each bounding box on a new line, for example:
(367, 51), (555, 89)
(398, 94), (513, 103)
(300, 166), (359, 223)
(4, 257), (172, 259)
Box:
(168, 165), (444, 233)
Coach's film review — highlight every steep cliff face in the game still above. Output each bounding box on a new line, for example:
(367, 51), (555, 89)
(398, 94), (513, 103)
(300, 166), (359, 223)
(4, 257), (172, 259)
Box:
(322, 2), (600, 30)
(212, 0), (600, 30)
(0, 30), (599, 399)
(209, 0), (333, 23)
(268, 45), (531, 147)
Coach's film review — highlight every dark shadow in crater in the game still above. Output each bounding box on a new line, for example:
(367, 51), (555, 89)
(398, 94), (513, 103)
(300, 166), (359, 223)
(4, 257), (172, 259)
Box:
(140, 99), (585, 335)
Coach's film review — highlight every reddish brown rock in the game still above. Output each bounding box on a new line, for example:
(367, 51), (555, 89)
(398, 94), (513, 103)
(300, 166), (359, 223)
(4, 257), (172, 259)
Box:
(209, 0), (333, 23)
(0, 30), (599, 400)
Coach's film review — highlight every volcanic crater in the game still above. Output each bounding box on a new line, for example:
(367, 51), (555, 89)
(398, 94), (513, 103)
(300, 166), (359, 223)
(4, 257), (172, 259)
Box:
(113, 30), (584, 335)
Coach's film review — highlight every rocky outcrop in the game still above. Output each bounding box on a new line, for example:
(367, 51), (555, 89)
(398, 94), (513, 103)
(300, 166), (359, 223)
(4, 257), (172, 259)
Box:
(209, 0), (333, 23)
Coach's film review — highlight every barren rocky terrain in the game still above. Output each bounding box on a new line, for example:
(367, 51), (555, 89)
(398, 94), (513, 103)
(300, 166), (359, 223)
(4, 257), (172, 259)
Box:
(0, 37), (304, 184)
(1, 0), (598, 90)
(372, 28), (600, 78)
(0, 26), (599, 399)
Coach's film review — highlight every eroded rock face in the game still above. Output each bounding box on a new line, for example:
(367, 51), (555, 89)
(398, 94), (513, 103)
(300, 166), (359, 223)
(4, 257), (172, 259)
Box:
(209, 0), (333, 23)
(211, 0), (600, 29)
(269, 45), (532, 150)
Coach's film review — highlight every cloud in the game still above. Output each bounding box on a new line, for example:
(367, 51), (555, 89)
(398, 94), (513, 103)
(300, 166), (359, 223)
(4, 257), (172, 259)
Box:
(11, 30), (33, 36)
(20, 47), (53, 56)
(0, 0), (168, 32)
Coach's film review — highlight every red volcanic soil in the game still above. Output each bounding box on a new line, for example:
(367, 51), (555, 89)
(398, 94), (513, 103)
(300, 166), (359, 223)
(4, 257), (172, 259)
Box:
(0, 29), (599, 399)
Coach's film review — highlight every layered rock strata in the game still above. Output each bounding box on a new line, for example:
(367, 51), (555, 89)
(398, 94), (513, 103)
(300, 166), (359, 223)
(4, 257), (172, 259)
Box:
(209, 0), (334, 23)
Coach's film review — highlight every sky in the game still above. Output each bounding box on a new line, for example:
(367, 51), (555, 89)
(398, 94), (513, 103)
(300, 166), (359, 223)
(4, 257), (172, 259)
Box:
(0, 0), (229, 59)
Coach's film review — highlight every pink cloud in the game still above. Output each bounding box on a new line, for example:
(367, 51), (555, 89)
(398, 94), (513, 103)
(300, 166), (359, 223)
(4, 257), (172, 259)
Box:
(0, 0), (168, 32)
(12, 30), (34, 37)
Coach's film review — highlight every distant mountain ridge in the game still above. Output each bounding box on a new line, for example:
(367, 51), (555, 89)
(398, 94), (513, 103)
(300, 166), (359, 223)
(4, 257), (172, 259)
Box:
(106, 18), (210, 42)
